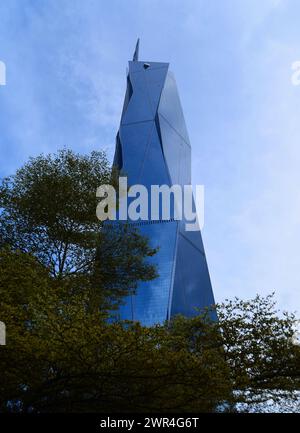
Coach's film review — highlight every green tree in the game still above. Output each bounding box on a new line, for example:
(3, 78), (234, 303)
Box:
(217, 294), (300, 411)
(0, 250), (299, 412)
(169, 294), (300, 411)
(0, 249), (231, 413)
(0, 149), (157, 311)
(0, 150), (299, 413)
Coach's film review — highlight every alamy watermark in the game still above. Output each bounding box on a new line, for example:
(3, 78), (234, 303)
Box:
(0, 321), (6, 346)
(0, 60), (6, 86)
(96, 177), (204, 232)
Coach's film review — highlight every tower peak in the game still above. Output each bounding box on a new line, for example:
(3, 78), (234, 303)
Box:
(132, 38), (140, 61)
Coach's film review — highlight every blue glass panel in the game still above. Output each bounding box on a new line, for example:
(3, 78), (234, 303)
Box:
(158, 72), (190, 144)
(178, 222), (205, 255)
(158, 114), (182, 185)
(119, 121), (154, 185)
(122, 71), (154, 124)
(144, 66), (168, 113)
(128, 60), (169, 73)
(178, 192), (205, 254)
(120, 75), (133, 119)
(171, 233), (216, 319)
(120, 221), (178, 326)
(178, 141), (191, 186)
(112, 53), (216, 325)
(139, 123), (170, 188)
(113, 133), (123, 170)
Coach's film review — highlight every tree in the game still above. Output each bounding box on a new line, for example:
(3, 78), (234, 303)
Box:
(168, 294), (300, 412)
(0, 249), (231, 413)
(0, 150), (299, 413)
(1, 250), (298, 413)
(0, 149), (157, 310)
(0, 249), (53, 411)
(217, 294), (300, 411)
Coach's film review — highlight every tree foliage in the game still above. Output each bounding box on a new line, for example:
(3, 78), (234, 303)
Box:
(0, 149), (157, 310)
(0, 150), (299, 413)
(218, 294), (300, 411)
(0, 249), (231, 413)
(0, 249), (298, 412)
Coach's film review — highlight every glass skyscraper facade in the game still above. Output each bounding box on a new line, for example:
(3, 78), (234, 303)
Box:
(113, 42), (216, 326)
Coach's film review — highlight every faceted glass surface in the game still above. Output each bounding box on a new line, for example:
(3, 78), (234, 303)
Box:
(112, 57), (216, 326)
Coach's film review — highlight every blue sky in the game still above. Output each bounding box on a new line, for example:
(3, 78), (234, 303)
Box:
(1, 0), (300, 313)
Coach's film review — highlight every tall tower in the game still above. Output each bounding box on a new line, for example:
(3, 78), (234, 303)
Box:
(113, 41), (216, 326)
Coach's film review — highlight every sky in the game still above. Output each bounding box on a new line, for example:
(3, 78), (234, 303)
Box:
(0, 0), (300, 313)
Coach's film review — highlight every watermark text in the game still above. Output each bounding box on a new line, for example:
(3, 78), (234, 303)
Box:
(96, 177), (204, 232)
(0, 60), (6, 86)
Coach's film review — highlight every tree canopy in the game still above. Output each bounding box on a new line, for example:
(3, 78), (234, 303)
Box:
(1, 251), (298, 412)
(0, 149), (157, 311)
(0, 149), (299, 413)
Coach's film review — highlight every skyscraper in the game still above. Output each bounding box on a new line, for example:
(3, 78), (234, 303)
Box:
(113, 41), (216, 326)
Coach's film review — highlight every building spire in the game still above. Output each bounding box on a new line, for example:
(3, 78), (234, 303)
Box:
(132, 38), (140, 61)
